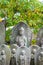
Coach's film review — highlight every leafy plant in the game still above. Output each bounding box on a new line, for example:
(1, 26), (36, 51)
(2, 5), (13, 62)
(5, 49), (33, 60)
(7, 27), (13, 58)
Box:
(0, 0), (43, 42)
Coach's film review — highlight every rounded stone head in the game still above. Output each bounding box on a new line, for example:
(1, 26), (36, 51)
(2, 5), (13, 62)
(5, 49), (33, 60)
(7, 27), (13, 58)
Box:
(32, 48), (36, 54)
(38, 51), (43, 61)
(18, 27), (24, 35)
(31, 48), (37, 59)
(12, 49), (16, 54)
(21, 50), (26, 55)
(1, 50), (5, 55)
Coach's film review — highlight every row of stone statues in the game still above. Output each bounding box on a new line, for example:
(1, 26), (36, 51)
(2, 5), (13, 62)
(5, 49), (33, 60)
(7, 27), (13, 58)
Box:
(0, 44), (43, 65)
(0, 18), (43, 65)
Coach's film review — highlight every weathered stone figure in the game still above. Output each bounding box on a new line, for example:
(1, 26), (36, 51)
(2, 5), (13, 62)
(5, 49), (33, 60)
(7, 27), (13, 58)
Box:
(10, 49), (16, 65)
(10, 22), (32, 47)
(0, 50), (6, 65)
(29, 45), (40, 65)
(35, 46), (43, 65)
(16, 27), (27, 46)
(36, 28), (43, 47)
(19, 50), (27, 65)
(0, 18), (5, 45)
(0, 44), (11, 65)
(0, 18), (11, 65)
(16, 46), (31, 65)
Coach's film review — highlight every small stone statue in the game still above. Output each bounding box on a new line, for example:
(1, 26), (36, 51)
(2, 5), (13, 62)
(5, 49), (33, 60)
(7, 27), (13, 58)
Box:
(36, 28), (43, 47)
(0, 50), (6, 65)
(29, 45), (40, 65)
(35, 46), (43, 65)
(0, 44), (11, 65)
(16, 27), (27, 47)
(19, 50), (26, 65)
(16, 46), (31, 65)
(10, 49), (16, 65)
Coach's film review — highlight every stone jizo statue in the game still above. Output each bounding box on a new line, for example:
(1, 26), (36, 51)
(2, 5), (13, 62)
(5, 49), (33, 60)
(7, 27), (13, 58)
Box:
(10, 22), (32, 47)
(35, 46), (43, 65)
(29, 45), (40, 65)
(0, 50), (6, 65)
(10, 49), (16, 65)
(16, 27), (27, 47)
(19, 50), (26, 65)
(16, 46), (31, 65)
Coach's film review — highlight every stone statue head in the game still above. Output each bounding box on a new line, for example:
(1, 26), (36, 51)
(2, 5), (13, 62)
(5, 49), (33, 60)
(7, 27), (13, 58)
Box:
(38, 51), (43, 61)
(21, 50), (26, 55)
(12, 49), (16, 54)
(1, 50), (5, 55)
(18, 27), (24, 36)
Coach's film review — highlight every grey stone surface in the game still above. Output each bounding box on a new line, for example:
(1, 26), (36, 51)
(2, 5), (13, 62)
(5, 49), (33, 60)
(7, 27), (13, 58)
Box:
(10, 44), (19, 65)
(10, 44), (19, 50)
(0, 44), (11, 65)
(0, 50), (6, 65)
(36, 28), (43, 47)
(29, 45), (40, 65)
(10, 49), (16, 65)
(35, 46), (43, 65)
(10, 22), (32, 47)
(0, 21), (5, 44)
(16, 46), (31, 65)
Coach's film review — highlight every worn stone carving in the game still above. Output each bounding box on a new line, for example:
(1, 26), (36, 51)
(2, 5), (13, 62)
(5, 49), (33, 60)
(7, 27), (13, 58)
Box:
(35, 46), (43, 65)
(0, 19), (5, 44)
(36, 28), (43, 47)
(10, 44), (19, 65)
(10, 44), (19, 50)
(10, 22), (32, 47)
(16, 46), (31, 65)
(10, 49), (16, 65)
(0, 50), (6, 65)
(29, 45), (40, 65)
(0, 18), (11, 65)
(0, 44), (11, 65)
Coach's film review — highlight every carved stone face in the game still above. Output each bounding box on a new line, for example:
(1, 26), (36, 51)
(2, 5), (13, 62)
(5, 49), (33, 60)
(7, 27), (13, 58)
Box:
(19, 27), (24, 35)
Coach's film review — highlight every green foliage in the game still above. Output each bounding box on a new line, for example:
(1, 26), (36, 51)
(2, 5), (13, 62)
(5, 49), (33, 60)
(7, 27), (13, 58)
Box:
(0, 0), (43, 41)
